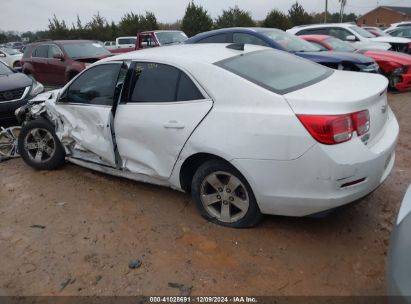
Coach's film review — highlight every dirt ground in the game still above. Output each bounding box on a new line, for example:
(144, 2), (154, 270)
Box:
(0, 92), (410, 297)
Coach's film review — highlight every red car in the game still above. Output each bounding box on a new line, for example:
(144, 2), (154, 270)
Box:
(301, 34), (411, 92)
(21, 40), (112, 86)
(134, 31), (187, 50)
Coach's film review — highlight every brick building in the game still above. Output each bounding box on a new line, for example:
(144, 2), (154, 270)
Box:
(357, 6), (411, 27)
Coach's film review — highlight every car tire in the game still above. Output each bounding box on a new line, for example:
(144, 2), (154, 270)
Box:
(191, 160), (262, 228)
(18, 118), (66, 170)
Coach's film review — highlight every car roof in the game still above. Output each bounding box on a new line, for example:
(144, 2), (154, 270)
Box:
(292, 23), (355, 30)
(100, 43), (268, 65)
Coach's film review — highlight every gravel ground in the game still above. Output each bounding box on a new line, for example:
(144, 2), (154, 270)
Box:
(0, 92), (410, 296)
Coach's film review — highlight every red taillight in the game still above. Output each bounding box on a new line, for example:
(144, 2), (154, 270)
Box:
(352, 110), (370, 136)
(297, 110), (370, 145)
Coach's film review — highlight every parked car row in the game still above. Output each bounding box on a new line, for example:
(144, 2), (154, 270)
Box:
(301, 35), (411, 92)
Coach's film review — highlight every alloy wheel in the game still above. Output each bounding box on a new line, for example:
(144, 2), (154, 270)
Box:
(200, 171), (249, 223)
(24, 128), (56, 163)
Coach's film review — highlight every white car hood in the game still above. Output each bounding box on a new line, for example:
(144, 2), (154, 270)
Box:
(370, 36), (411, 44)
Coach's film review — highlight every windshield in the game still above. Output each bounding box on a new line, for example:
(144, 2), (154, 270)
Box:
(156, 31), (188, 45)
(62, 42), (111, 59)
(350, 26), (376, 38)
(324, 37), (356, 52)
(1, 47), (22, 55)
(258, 29), (320, 52)
(0, 61), (13, 75)
(217, 49), (332, 95)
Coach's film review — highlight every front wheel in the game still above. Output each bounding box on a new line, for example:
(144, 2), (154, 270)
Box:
(18, 118), (66, 170)
(191, 160), (262, 228)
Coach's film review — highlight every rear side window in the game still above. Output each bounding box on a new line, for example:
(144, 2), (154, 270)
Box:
(297, 28), (330, 36)
(32, 45), (49, 58)
(130, 62), (204, 102)
(198, 34), (227, 43)
(216, 49), (332, 95)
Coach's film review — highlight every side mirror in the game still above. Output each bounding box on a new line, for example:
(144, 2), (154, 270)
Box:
(345, 35), (357, 42)
(53, 53), (64, 60)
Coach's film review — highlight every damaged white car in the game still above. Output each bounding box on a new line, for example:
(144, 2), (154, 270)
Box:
(15, 44), (399, 227)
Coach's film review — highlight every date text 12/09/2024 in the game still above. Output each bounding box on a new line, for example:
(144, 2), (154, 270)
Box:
(149, 297), (258, 303)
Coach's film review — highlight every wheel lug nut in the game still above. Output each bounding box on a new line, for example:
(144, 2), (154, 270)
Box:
(226, 188), (231, 193)
(217, 195), (221, 200)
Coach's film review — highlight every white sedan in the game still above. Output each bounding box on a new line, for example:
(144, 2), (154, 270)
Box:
(15, 43), (399, 227)
(0, 47), (23, 68)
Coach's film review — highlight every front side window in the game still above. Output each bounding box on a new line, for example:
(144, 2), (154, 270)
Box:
(233, 33), (269, 46)
(63, 63), (123, 106)
(217, 49), (332, 95)
(329, 28), (355, 41)
(198, 34), (227, 43)
(130, 62), (203, 103)
(48, 45), (62, 58)
(32, 45), (49, 58)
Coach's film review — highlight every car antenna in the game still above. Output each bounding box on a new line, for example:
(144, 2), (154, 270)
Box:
(226, 43), (245, 51)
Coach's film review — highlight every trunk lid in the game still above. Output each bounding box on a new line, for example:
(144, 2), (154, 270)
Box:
(284, 70), (389, 145)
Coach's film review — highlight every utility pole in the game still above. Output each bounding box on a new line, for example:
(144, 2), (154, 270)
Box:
(325, 0), (328, 23)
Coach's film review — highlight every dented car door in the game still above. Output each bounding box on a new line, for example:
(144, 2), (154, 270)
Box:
(114, 61), (212, 179)
(55, 62), (127, 166)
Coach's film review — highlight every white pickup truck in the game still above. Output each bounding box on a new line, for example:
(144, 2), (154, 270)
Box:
(105, 37), (137, 54)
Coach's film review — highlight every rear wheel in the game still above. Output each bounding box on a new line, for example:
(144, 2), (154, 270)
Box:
(18, 118), (66, 170)
(191, 160), (262, 228)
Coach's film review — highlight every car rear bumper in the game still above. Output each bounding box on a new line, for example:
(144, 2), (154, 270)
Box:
(0, 98), (29, 126)
(231, 108), (399, 216)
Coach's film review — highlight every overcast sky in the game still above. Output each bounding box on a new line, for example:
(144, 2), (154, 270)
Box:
(1, 0), (411, 32)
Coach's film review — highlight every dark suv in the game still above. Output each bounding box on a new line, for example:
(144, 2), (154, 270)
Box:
(21, 40), (112, 86)
(0, 61), (43, 126)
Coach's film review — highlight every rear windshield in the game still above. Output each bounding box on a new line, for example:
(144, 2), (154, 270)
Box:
(62, 42), (111, 59)
(156, 31), (188, 45)
(216, 49), (332, 95)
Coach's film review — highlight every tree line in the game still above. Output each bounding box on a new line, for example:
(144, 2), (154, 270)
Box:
(0, 1), (359, 43)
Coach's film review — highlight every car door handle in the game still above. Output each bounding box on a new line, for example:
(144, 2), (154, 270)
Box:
(163, 121), (185, 129)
